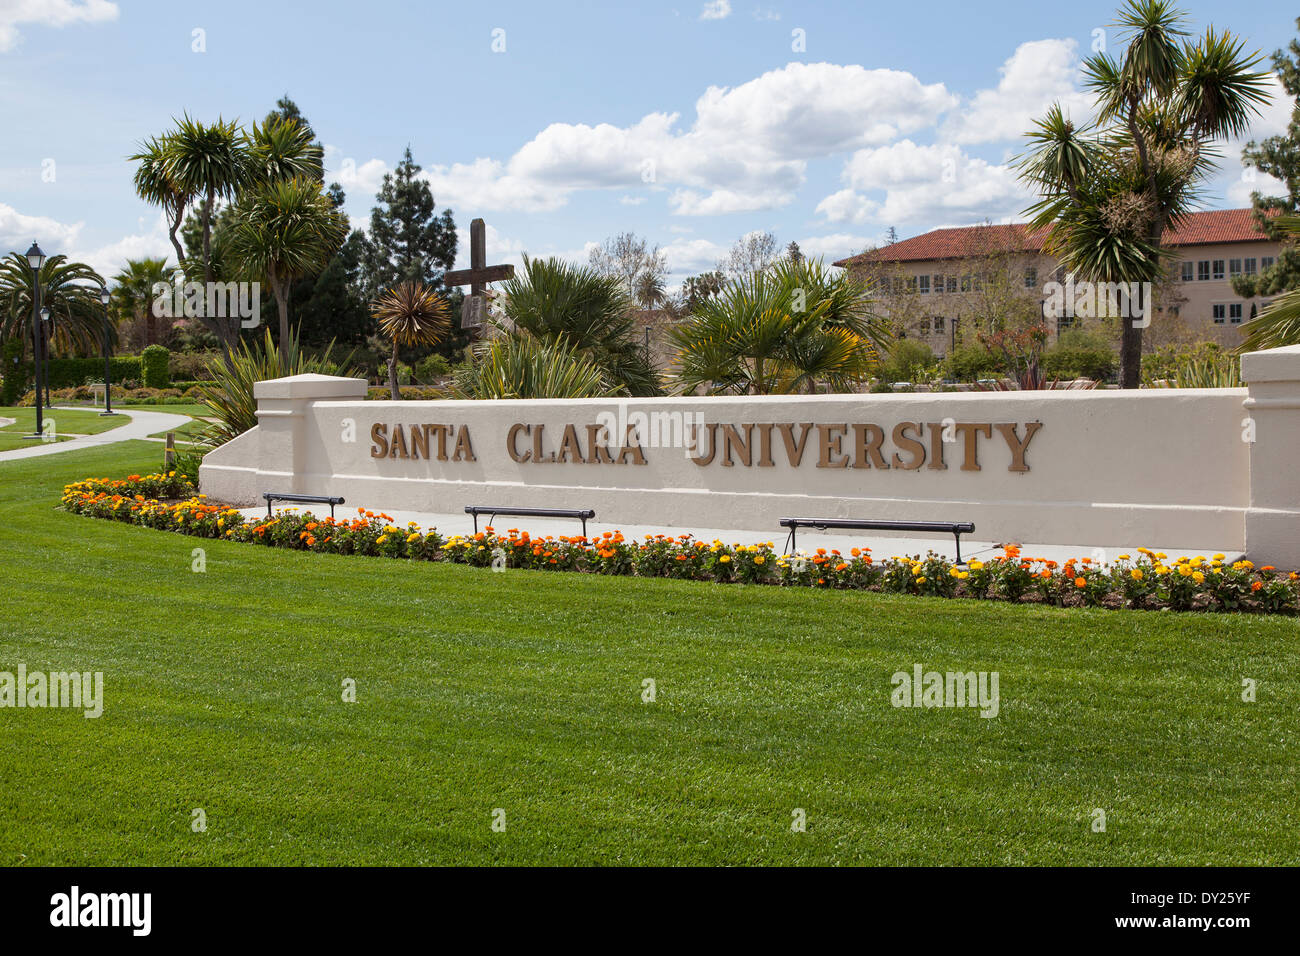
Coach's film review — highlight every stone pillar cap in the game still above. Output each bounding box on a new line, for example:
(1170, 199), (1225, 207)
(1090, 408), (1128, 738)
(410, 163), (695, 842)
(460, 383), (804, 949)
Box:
(1242, 344), (1300, 385)
(253, 373), (369, 400)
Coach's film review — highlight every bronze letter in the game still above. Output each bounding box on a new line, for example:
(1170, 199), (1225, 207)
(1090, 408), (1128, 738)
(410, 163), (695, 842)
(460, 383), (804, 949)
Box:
(994, 422), (1043, 473)
(616, 424), (647, 465)
(585, 424), (614, 464)
(426, 424), (449, 461)
(557, 424), (585, 464)
(851, 424), (890, 470)
(776, 422), (815, 466)
(719, 423), (753, 467)
(370, 423), (388, 459)
(507, 423), (531, 463)
(410, 423), (429, 460)
(755, 423), (775, 467)
(817, 424), (850, 468)
(954, 423), (992, 471)
(389, 423), (409, 459)
(452, 426), (477, 462)
(689, 423), (718, 466)
(925, 422), (947, 471)
(891, 422), (926, 470)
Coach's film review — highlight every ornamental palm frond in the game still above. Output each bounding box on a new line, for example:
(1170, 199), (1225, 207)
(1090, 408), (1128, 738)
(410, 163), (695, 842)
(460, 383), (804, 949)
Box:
(500, 255), (661, 396)
(162, 115), (248, 286)
(0, 253), (107, 357)
(1239, 217), (1300, 352)
(226, 177), (348, 349)
(111, 258), (172, 348)
(247, 117), (323, 185)
(370, 281), (452, 400)
(452, 332), (618, 400)
(1016, 0), (1267, 387)
(129, 135), (191, 267)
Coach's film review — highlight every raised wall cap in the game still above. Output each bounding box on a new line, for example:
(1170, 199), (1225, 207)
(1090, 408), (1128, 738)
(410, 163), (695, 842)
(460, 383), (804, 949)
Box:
(253, 373), (369, 401)
(1241, 344), (1300, 386)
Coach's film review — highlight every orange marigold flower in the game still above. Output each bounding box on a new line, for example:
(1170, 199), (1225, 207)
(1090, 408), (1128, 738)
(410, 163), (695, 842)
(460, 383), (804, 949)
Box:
(1074, 577), (1086, 588)
(1251, 580), (1264, 592)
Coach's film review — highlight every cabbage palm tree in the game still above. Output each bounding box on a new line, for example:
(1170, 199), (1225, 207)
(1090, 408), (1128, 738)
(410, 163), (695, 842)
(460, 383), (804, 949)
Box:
(452, 333), (619, 399)
(371, 281), (452, 399)
(1018, 0), (1270, 387)
(0, 253), (107, 357)
(130, 136), (191, 268)
(161, 115), (248, 286)
(1240, 215), (1300, 351)
(226, 177), (348, 350)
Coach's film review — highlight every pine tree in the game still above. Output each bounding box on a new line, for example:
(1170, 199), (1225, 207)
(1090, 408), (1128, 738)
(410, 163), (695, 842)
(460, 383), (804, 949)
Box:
(360, 147), (458, 303)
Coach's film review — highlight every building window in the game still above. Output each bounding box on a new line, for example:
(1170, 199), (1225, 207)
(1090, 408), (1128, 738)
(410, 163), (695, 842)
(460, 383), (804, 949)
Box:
(1198, 260), (1210, 281)
(933, 274), (944, 294)
(960, 274), (972, 292)
(1229, 258), (1242, 276)
(1229, 303), (1243, 324)
(1057, 316), (1075, 333)
(932, 316), (945, 333)
(906, 276), (917, 292)
(1262, 257), (1275, 270)
(1212, 304), (1226, 324)
(1180, 261), (1194, 282)
(1212, 260), (1225, 280)
(918, 274), (930, 294)
(1024, 267), (1037, 289)
(1245, 257), (1257, 276)
(946, 276), (957, 293)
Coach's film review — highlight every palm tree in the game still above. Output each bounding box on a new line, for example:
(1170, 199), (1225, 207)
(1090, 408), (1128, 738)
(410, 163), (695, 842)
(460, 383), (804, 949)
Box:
(226, 177), (348, 348)
(247, 116), (323, 185)
(371, 281), (452, 399)
(1018, 0), (1270, 387)
(130, 136), (191, 268)
(669, 258), (886, 395)
(1240, 215), (1300, 351)
(111, 257), (171, 348)
(161, 115), (248, 287)
(499, 256), (661, 396)
(0, 254), (107, 357)
(452, 333), (619, 399)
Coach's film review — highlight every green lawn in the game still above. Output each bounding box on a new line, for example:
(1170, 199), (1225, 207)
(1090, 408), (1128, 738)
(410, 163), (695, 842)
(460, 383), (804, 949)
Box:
(1, 441), (1298, 866)
(113, 402), (210, 418)
(0, 406), (129, 450)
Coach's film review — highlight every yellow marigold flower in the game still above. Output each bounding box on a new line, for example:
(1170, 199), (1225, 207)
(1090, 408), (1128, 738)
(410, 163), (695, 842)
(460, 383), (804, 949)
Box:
(1130, 568), (1144, 581)
(1192, 571), (1205, 583)
(1117, 554), (1130, 561)
(754, 556), (765, 565)
(916, 576), (926, 584)
(719, 555), (731, 563)
(1213, 553), (1226, 561)
(406, 533), (420, 543)
(968, 560), (984, 570)
(376, 536), (388, 545)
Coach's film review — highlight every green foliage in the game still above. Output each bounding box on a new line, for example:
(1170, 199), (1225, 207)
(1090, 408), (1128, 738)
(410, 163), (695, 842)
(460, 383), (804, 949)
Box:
(28, 357), (142, 390)
(942, 345), (1004, 382)
(195, 328), (352, 445)
(415, 352), (451, 382)
(1239, 217), (1300, 350)
(877, 340), (934, 383)
(500, 255), (660, 396)
(1, 335), (25, 404)
(453, 334), (620, 400)
(0, 253), (109, 356)
(1238, 17), (1300, 240)
(360, 147), (458, 302)
(670, 258), (886, 394)
(1041, 331), (1118, 381)
(141, 345), (170, 388)
(1143, 341), (1240, 386)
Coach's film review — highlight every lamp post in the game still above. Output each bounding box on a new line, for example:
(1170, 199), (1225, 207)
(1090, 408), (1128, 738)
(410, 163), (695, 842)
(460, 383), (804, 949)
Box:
(40, 306), (53, 408)
(99, 286), (116, 415)
(24, 241), (45, 439)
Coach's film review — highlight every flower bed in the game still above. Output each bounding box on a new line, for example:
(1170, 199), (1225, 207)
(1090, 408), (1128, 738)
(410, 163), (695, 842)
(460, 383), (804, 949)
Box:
(62, 474), (1300, 615)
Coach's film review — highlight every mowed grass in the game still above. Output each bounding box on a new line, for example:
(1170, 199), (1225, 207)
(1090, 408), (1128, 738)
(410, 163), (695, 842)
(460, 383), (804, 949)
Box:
(1, 441), (1298, 866)
(0, 406), (129, 450)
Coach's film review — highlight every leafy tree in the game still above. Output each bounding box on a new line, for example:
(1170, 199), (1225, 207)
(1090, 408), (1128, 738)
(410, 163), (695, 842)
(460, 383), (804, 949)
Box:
(1018, 0), (1270, 387)
(719, 230), (780, 278)
(588, 232), (667, 304)
(361, 147), (457, 302)
(226, 177), (349, 350)
(1240, 216), (1300, 349)
(370, 281), (452, 400)
(296, 228), (372, 347)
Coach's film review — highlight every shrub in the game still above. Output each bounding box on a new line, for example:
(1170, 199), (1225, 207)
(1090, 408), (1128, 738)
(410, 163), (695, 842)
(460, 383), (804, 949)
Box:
(877, 340), (933, 383)
(1041, 345), (1116, 382)
(1, 335), (26, 405)
(141, 345), (170, 388)
(415, 353), (451, 382)
(941, 345), (1003, 382)
(168, 350), (221, 381)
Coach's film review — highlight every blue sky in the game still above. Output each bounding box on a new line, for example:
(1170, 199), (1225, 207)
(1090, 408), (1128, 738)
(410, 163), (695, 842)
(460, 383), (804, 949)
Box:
(0, 0), (1293, 286)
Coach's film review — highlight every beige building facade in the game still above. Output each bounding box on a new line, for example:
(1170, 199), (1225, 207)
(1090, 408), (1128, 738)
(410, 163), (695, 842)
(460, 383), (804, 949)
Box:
(834, 210), (1282, 357)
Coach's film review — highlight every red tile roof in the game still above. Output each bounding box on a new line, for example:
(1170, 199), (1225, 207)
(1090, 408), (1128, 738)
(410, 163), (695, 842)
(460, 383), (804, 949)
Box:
(834, 209), (1274, 268)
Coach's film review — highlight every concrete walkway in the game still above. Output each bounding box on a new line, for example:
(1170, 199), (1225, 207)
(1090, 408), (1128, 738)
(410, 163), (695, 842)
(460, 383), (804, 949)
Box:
(0, 406), (194, 463)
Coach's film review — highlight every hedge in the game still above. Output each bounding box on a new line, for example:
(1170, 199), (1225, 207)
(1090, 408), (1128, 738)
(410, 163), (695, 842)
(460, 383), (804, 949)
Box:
(11, 356), (143, 391)
(141, 345), (170, 388)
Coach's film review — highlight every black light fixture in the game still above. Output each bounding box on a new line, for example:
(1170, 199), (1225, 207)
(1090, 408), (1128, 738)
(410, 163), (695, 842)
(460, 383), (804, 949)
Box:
(24, 243), (47, 439)
(99, 286), (116, 416)
(39, 306), (53, 408)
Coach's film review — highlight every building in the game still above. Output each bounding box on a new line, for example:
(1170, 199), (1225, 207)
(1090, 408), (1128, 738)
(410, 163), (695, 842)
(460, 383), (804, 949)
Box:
(833, 209), (1282, 356)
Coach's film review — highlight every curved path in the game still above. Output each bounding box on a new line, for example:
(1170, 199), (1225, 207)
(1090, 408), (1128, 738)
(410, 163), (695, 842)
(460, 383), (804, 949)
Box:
(0, 407), (195, 463)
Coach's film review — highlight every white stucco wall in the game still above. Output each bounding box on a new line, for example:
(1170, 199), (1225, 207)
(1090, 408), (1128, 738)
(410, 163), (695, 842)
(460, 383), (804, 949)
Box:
(198, 366), (1294, 557)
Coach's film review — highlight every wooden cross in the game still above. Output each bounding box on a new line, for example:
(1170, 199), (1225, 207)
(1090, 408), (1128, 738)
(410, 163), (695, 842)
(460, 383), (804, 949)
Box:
(444, 218), (514, 331)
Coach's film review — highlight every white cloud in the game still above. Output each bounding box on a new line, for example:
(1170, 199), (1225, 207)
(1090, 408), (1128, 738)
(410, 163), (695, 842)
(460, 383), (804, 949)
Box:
(0, 202), (82, 256)
(817, 140), (1032, 227)
(794, 233), (886, 262)
(700, 0), (731, 21)
(324, 145), (388, 198)
(945, 39), (1094, 145)
(402, 62), (955, 218)
(0, 0), (118, 52)
(1216, 73), (1294, 206)
(619, 195), (647, 205)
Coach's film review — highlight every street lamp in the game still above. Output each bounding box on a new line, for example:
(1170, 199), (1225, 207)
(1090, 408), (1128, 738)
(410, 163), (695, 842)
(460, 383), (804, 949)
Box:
(39, 307), (52, 409)
(99, 286), (116, 415)
(24, 241), (45, 439)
